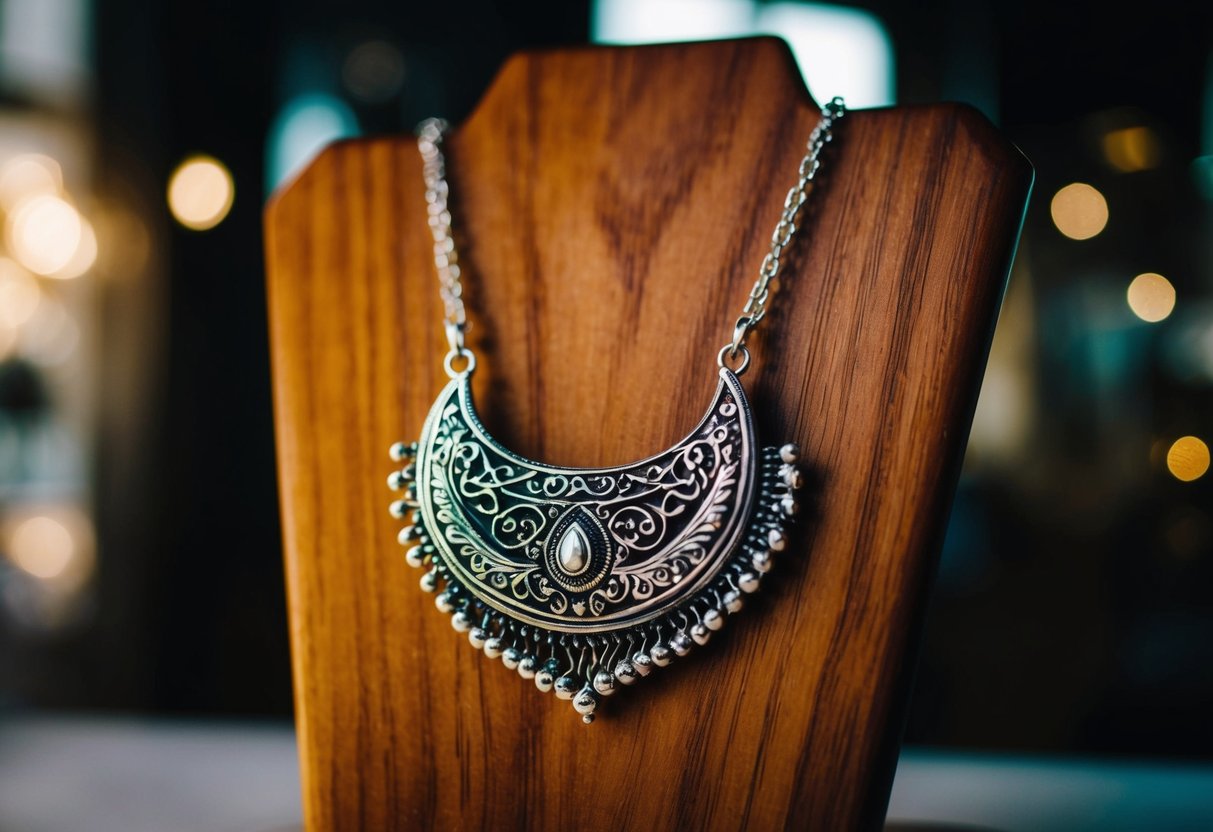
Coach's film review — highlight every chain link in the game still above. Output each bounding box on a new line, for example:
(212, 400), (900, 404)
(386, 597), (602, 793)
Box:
(417, 96), (846, 375)
(417, 117), (467, 359)
(725, 96), (846, 366)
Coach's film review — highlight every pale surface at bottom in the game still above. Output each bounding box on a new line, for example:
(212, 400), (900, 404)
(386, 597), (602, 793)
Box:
(2, 715), (1210, 832)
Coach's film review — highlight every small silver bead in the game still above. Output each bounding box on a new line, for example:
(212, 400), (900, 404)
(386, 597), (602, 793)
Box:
(419, 570), (439, 593)
(517, 655), (538, 679)
(779, 443), (801, 464)
(669, 632), (693, 657)
(534, 669), (555, 692)
(483, 637), (503, 659)
(389, 441), (417, 461)
(450, 610), (472, 632)
(704, 608), (725, 631)
(554, 675), (578, 700)
(723, 590), (744, 613)
(781, 495), (799, 517)
(397, 525), (421, 545)
(768, 528), (787, 552)
(388, 499), (409, 518)
(753, 550), (773, 574)
(784, 466), (804, 490)
(690, 622), (711, 646)
(387, 471), (406, 491)
(404, 547), (426, 568)
(502, 648), (522, 669)
(631, 651), (654, 676)
(593, 670), (617, 696)
(468, 627), (488, 649)
(573, 686), (598, 717)
(434, 591), (454, 613)
(650, 644), (674, 667)
(739, 571), (760, 593)
(614, 660), (639, 685)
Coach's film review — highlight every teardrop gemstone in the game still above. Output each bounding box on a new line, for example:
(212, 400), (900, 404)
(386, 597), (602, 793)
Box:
(557, 525), (590, 575)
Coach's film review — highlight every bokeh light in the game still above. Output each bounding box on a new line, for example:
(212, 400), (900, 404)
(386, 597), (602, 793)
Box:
(1126, 272), (1175, 323)
(167, 155), (235, 230)
(6, 194), (84, 274)
(0, 154), (63, 209)
(8, 515), (75, 579)
(1050, 183), (1108, 240)
(50, 215), (97, 279)
(1102, 126), (1160, 173)
(1166, 436), (1210, 483)
(0, 257), (41, 327)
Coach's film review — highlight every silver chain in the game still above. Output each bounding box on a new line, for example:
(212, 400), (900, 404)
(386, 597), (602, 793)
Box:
(417, 96), (846, 377)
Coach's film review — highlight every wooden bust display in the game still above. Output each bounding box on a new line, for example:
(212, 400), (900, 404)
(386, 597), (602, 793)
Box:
(264, 38), (1032, 831)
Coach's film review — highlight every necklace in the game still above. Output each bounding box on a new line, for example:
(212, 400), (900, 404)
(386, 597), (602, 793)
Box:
(389, 98), (845, 723)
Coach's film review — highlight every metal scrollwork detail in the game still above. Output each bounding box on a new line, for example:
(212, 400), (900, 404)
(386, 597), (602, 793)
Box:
(388, 368), (804, 722)
(418, 369), (755, 631)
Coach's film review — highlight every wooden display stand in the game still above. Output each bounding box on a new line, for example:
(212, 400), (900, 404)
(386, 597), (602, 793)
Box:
(264, 38), (1031, 831)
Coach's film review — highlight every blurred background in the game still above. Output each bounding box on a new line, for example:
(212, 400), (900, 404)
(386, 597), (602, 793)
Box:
(0, 0), (1210, 827)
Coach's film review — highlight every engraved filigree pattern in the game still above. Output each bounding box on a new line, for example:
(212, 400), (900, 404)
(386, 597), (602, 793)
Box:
(416, 371), (756, 631)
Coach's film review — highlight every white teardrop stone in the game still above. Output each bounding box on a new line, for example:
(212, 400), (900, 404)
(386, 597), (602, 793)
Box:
(557, 524), (590, 575)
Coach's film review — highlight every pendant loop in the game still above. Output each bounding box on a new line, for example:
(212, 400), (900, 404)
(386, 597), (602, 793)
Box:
(717, 343), (751, 376)
(444, 348), (476, 377)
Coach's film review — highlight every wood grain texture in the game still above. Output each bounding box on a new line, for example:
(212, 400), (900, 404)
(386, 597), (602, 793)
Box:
(264, 38), (1031, 831)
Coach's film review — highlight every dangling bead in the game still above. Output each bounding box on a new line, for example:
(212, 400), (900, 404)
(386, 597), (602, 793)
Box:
(649, 644), (674, 667)
(554, 675), (578, 700)
(593, 670), (617, 696)
(468, 627), (488, 649)
(690, 622), (711, 646)
(573, 685), (598, 722)
(483, 636), (504, 659)
(450, 610), (472, 632)
(535, 659), (559, 692)
(501, 647), (522, 669)
(419, 570), (439, 593)
(704, 608), (725, 631)
(723, 589), (744, 613)
(517, 654), (538, 679)
(631, 651), (654, 676)
(753, 550), (773, 573)
(669, 631), (693, 657)
(614, 660), (639, 685)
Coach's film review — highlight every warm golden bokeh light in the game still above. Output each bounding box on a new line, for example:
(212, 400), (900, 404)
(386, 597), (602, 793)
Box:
(49, 215), (97, 280)
(1102, 126), (1160, 173)
(1166, 436), (1210, 483)
(0, 257), (41, 326)
(1050, 183), (1108, 240)
(9, 515), (75, 579)
(0, 154), (63, 209)
(6, 194), (83, 275)
(1126, 272), (1175, 323)
(167, 155), (234, 230)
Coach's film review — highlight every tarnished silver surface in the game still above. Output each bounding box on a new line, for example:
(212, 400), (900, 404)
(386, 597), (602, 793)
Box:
(390, 368), (803, 722)
(415, 367), (757, 632)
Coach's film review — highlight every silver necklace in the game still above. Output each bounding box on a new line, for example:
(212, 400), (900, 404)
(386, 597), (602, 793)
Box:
(389, 98), (845, 723)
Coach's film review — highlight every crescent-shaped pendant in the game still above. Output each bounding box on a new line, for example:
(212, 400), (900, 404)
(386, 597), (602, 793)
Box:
(388, 367), (802, 722)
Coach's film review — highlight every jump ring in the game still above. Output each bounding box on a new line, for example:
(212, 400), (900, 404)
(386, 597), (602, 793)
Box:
(443, 348), (476, 378)
(716, 344), (751, 376)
